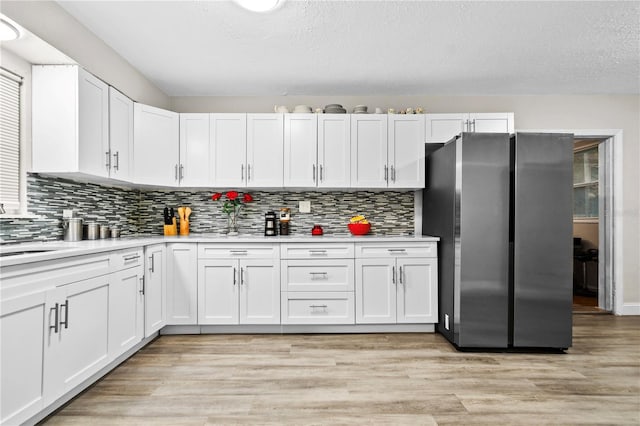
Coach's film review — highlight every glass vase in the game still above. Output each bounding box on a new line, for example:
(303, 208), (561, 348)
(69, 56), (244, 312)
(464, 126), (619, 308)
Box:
(227, 212), (239, 236)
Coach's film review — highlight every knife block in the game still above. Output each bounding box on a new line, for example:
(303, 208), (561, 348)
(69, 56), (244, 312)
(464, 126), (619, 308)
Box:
(164, 218), (177, 236)
(179, 219), (189, 236)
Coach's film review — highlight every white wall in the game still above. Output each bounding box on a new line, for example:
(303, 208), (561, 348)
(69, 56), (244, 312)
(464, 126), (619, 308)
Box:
(172, 94), (640, 307)
(1, 0), (170, 109)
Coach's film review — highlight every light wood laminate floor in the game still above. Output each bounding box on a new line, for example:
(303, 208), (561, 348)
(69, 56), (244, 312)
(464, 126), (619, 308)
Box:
(44, 314), (640, 425)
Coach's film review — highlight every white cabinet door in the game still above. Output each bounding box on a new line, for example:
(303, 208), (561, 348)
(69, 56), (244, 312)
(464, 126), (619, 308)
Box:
(396, 258), (437, 324)
(318, 114), (351, 188)
(469, 112), (514, 133)
(211, 113), (247, 187)
(179, 113), (211, 187)
(43, 276), (110, 405)
(108, 265), (144, 358)
(350, 114), (388, 188)
(145, 244), (166, 337)
(133, 103), (180, 186)
(247, 114), (284, 187)
(239, 259), (280, 324)
(0, 292), (47, 425)
(109, 87), (134, 181)
(32, 66), (109, 177)
(355, 258), (396, 324)
(388, 114), (425, 188)
(425, 113), (467, 143)
(284, 114), (318, 187)
(166, 244), (198, 325)
(77, 68), (110, 177)
(198, 259), (239, 325)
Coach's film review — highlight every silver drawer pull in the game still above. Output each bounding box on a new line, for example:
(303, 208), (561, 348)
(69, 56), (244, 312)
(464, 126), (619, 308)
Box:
(230, 250), (248, 254)
(387, 249), (406, 252)
(308, 249), (327, 254)
(309, 271), (328, 280)
(123, 254), (141, 261)
(310, 304), (328, 311)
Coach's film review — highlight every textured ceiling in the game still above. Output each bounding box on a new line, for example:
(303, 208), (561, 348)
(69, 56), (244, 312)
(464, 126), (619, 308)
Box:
(56, 0), (639, 96)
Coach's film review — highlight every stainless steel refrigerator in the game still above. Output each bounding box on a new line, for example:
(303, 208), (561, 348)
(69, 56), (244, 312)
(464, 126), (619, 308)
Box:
(422, 132), (573, 350)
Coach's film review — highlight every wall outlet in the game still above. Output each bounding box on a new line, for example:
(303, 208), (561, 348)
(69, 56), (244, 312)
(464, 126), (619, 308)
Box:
(444, 313), (450, 330)
(299, 200), (311, 213)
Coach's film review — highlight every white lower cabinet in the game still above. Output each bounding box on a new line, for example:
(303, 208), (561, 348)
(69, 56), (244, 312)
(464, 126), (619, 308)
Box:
(144, 244), (167, 336)
(166, 243), (198, 325)
(0, 292), (47, 425)
(108, 265), (144, 358)
(43, 275), (111, 405)
(198, 258), (280, 325)
(355, 243), (438, 324)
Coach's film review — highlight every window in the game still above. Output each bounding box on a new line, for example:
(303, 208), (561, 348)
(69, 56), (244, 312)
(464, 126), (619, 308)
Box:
(573, 146), (598, 219)
(0, 67), (22, 213)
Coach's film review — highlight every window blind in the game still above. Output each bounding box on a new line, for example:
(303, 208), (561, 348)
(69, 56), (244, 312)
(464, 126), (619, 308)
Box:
(0, 68), (22, 211)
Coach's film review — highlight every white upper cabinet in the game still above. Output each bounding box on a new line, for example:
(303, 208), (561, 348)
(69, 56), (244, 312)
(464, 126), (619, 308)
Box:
(133, 103), (179, 186)
(388, 114), (425, 188)
(425, 112), (514, 143)
(210, 113), (247, 187)
(350, 114), (388, 188)
(318, 114), (351, 188)
(33, 65), (109, 177)
(284, 114), (318, 187)
(247, 114), (284, 187)
(179, 113), (211, 187)
(108, 87), (134, 181)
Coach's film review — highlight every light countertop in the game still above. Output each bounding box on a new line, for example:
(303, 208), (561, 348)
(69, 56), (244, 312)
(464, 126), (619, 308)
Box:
(0, 234), (439, 267)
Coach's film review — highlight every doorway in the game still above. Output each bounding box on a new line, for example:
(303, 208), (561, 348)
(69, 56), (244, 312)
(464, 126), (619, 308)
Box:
(572, 137), (609, 313)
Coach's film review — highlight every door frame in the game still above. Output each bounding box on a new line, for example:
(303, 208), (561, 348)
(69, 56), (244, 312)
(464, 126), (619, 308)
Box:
(521, 129), (624, 315)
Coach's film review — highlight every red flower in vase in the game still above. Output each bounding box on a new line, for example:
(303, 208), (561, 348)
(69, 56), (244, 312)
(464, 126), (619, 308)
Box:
(211, 192), (222, 201)
(243, 193), (253, 203)
(226, 191), (239, 201)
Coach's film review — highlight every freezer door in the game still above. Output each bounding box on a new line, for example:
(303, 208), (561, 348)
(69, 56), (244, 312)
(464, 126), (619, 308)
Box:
(512, 133), (573, 348)
(457, 133), (511, 348)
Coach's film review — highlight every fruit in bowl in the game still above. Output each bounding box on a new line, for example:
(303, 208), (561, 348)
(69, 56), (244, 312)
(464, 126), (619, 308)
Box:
(348, 215), (371, 235)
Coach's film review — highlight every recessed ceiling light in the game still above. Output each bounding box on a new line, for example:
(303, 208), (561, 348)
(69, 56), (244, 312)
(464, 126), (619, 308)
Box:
(233, 0), (284, 13)
(0, 18), (20, 41)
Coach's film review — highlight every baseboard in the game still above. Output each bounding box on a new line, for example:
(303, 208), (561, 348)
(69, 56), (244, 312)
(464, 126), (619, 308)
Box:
(161, 324), (435, 334)
(620, 303), (640, 315)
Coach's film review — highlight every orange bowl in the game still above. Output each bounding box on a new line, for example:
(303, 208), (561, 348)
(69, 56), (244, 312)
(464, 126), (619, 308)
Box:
(348, 223), (371, 236)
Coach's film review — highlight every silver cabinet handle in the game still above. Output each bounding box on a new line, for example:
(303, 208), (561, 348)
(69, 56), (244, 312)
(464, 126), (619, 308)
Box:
(233, 267), (237, 286)
(391, 165), (396, 182)
(399, 266), (403, 284)
(247, 164), (251, 181)
(139, 276), (145, 295)
(180, 164), (184, 180)
(312, 164), (316, 182)
(241, 164), (244, 180)
(309, 249), (327, 254)
(319, 164), (324, 181)
(471, 119), (476, 132)
(230, 250), (248, 254)
(392, 266), (396, 284)
(384, 165), (388, 181)
(105, 151), (111, 170)
(174, 164), (178, 181)
(240, 267), (245, 285)
(149, 255), (154, 273)
(60, 300), (69, 329)
(50, 303), (59, 334)
(310, 304), (328, 309)
(124, 254), (141, 262)
(309, 271), (328, 279)
(113, 151), (120, 171)
(464, 119), (470, 132)
(387, 248), (406, 252)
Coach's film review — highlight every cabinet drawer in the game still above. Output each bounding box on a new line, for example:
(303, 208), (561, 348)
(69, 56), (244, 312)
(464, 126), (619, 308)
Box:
(198, 244), (278, 259)
(281, 291), (354, 324)
(355, 243), (436, 258)
(280, 243), (354, 259)
(281, 259), (354, 292)
(111, 247), (144, 271)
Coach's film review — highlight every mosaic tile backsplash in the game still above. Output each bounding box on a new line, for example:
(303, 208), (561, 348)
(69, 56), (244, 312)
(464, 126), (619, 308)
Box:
(0, 174), (415, 243)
